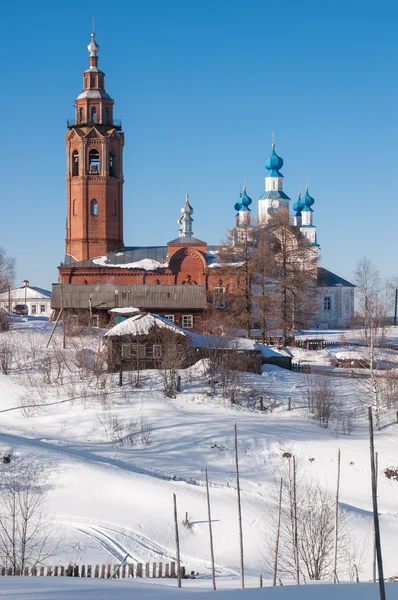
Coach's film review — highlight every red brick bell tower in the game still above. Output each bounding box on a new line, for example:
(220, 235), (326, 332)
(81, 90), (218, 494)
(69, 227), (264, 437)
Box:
(65, 31), (124, 262)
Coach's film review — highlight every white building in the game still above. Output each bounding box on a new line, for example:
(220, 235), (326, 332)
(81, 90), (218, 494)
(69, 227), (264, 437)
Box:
(0, 281), (52, 318)
(235, 142), (355, 329)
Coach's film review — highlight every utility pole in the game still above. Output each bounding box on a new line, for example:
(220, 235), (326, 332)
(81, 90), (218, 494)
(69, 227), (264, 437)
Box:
(205, 468), (216, 591)
(234, 424), (245, 589)
(394, 289), (398, 327)
(368, 407), (386, 600)
(173, 493), (182, 588)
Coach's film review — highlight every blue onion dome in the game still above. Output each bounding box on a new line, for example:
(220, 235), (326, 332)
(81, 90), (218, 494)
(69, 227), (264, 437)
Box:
(303, 187), (315, 208)
(293, 192), (303, 215)
(241, 188), (252, 210)
(234, 192), (243, 213)
(265, 143), (284, 176)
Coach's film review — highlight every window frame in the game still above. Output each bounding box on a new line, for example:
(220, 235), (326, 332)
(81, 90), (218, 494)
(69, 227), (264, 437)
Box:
(212, 287), (225, 309)
(153, 344), (162, 359)
(92, 315), (100, 328)
(182, 314), (193, 329)
(40, 304), (46, 314)
(31, 304), (37, 315)
(323, 296), (332, 312)
(90, 199), (98, 216)
(164, 315), (175, 322)
(121, 344), (131, 359)
(138, 344), (146, 359)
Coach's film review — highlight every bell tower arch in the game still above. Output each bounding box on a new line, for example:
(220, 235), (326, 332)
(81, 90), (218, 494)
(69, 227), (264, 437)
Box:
(66, 31), (124, 262)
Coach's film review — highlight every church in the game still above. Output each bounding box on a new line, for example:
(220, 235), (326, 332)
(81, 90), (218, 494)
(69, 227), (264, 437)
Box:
(52, 31), (354, 331)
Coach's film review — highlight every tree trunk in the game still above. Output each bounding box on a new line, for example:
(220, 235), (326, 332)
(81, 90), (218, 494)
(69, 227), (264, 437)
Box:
(292, 456), (300, 584)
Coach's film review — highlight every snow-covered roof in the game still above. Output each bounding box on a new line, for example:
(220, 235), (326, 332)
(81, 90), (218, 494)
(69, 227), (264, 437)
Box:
(104, 313), (187, 338)
(109, 307), (140, 314)
(92, 256), (168, 270)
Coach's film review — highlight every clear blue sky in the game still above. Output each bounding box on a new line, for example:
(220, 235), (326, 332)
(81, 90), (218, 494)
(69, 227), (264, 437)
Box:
(0, 0), (396, 290)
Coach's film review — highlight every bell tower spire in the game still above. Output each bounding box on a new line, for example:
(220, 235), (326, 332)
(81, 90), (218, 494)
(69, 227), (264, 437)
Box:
(65, 30), (125, 262)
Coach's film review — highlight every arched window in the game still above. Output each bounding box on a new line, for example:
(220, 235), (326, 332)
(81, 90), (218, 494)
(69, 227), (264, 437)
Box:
(103, 107), (109, 124)
(91, 106), (97, 122)
(72, 200), (77, 216)
(72, 150), (79, 176)
(90, 199), (98, 216)
(88, 149), (100, 174)
(324, 296), (332, 311)
(109, 152), (117, 177)
(79, 107), (84, 123)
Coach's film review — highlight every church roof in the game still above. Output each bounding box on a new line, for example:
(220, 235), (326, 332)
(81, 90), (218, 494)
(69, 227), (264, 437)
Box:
(258, 190), (291, 201)
(63, 244), (219, 270)
(168, 236), (207, 245)
(317, 267), (355, 288)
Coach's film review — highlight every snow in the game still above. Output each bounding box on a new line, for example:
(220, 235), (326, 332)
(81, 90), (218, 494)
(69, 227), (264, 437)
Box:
(335, 350), (366, 361)
(109, 307), (141, 314)
(104, 313), (186, 337)
(2, 318), (398, 595)
(0, 579), (396, 599)
(92, 257), (168, 270)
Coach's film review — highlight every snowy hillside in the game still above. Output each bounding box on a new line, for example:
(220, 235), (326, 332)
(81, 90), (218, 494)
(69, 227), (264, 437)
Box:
(1, 317), (398, 596)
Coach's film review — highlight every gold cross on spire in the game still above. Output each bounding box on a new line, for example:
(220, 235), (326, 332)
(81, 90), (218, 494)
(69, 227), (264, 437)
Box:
(272, 131), (275, 148)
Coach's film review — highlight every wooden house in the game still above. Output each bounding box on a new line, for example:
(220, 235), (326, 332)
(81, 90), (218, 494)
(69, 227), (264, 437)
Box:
(104, 313), (192, 372)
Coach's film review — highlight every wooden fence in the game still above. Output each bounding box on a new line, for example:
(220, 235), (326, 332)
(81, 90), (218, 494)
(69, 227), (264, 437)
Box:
(0, 561), (188, 579)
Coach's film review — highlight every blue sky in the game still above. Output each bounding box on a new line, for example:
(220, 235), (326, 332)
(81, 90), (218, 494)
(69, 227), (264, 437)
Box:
(0, 0), (396, 289)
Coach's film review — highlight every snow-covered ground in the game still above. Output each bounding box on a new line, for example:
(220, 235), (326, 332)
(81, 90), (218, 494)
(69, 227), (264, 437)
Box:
(1, 318), (398, 598)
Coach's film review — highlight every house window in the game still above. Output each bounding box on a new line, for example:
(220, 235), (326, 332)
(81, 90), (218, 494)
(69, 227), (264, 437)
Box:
(138, 344), (146, 359)
(164, 315), (175, 322)
(91, 106), (97, 122)
(90, 199), (98, 216)
(79, 107), (84, 122)
(213, 287), (225, 309)
(31, 305), (37, 315)
(182, 315), (193, 329)
(92, 315), (100, 328)
(323, 296), (332, 312)
(122, 344), (131, 359)
(153, 344), (162, 359)
(103, 107), (109, 124)
(40, 305), (46, 314)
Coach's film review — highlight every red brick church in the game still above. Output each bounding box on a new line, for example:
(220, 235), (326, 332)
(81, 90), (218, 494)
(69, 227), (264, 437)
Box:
(52, 31), (355, 331)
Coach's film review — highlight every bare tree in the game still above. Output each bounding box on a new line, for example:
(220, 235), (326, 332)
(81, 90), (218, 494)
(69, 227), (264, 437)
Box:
(0, 247), (16, 294)
(0, 459), (58, 571)
(265, 468), (362, 582)
(354, 258), (389, 429)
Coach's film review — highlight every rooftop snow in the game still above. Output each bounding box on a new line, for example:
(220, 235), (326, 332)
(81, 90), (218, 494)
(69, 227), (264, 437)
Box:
(104, 313), (186, 337)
